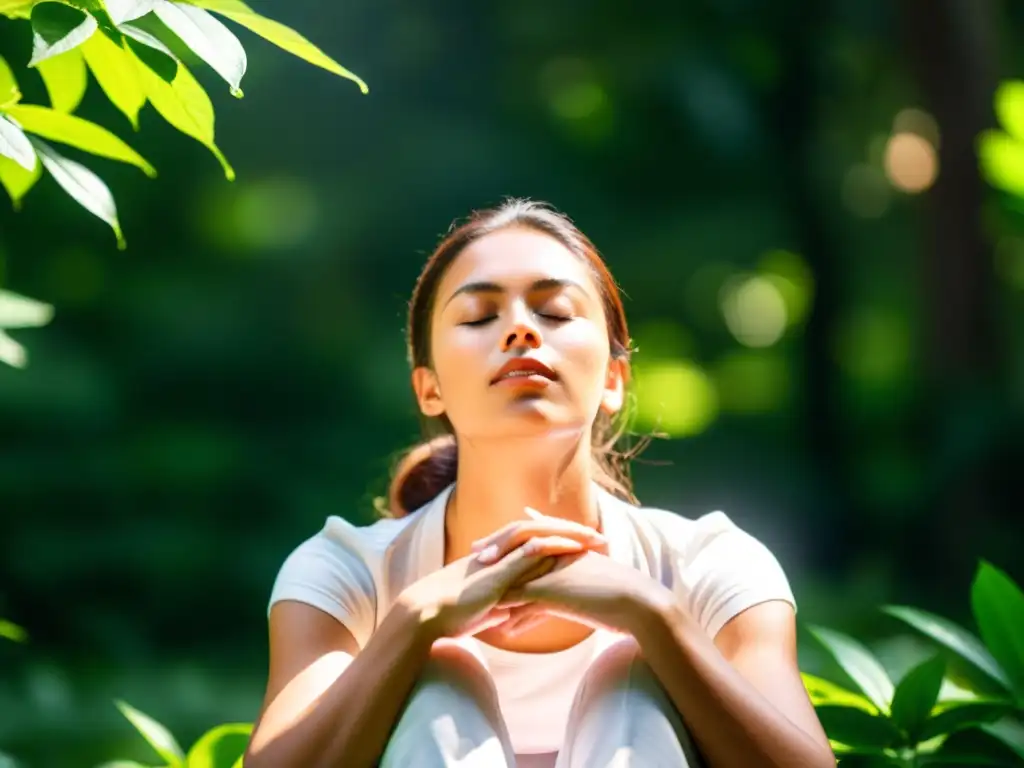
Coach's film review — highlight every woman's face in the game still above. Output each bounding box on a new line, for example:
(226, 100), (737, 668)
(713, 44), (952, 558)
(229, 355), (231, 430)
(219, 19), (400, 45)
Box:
(412, 227), (625, 442)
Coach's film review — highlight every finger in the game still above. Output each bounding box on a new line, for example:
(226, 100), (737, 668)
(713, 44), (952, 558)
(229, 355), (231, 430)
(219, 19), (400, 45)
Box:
(473, 512), (606, 552)
(475, 522), (605, 564)
(491, 546), (557, 588)
(521, 535), (587, 556)
(478, 534), (587, 565)
(467, 607), (513, 635)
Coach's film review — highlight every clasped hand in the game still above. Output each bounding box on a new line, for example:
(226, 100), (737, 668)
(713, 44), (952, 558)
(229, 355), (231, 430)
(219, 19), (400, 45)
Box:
(399, 508), (671, 641)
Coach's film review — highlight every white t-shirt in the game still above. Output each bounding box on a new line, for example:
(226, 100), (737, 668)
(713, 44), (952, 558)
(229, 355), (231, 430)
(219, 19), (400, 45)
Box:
(267, 484), (796, 755)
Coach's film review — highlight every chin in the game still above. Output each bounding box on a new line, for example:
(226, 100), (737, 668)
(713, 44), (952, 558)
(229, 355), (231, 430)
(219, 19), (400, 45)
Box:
(495, 403), (587, 439)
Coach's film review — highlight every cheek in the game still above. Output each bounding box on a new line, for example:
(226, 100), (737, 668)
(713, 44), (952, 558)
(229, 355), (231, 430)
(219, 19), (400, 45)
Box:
(560, 322), (610, 366)
(430, 329), (491, 397)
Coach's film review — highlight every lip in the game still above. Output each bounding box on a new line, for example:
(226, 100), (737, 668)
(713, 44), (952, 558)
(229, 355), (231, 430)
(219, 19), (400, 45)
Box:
(490, 357), (558, 385)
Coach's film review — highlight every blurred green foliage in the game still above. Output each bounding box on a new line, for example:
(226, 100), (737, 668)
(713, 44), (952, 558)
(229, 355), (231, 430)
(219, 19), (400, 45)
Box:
(0, 0), (364, 361)
(807, 561), (1024, 766)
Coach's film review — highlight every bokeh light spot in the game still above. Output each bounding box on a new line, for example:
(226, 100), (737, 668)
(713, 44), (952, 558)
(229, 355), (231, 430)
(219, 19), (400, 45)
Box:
(979, 130), (1024, 198)
(202, 176), (321, 253)
(540, 57), (614, 141)
(634, 360), (718, 437)
(758, 249), (814, 327)
(884, 132), (938, 193)
(720, 274), (788, 348)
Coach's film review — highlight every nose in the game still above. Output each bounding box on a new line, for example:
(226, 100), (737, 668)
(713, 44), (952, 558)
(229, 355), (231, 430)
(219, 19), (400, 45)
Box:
(501, 322), (542, 352)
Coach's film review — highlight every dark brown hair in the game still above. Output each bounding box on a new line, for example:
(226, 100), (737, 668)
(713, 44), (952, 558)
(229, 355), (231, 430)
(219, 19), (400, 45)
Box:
(386, 199), (637, 516)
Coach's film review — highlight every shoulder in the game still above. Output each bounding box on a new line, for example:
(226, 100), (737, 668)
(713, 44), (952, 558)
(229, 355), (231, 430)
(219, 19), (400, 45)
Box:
(268, 508), (431, 647)
(281, 511), (421, 576)
(632, 504), (772, 564)
(617, 498), (796, 639)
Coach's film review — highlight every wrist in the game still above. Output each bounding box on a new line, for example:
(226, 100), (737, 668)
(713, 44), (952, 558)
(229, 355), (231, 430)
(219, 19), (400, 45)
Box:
(626, 582), (691, 646)
(392, 592), (447, 648)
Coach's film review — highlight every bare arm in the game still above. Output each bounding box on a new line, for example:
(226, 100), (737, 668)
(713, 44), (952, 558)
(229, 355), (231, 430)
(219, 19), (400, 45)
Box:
(244, 599), (435, 768)
(245, 546), (561, 768)
(634, 599), (835, 768)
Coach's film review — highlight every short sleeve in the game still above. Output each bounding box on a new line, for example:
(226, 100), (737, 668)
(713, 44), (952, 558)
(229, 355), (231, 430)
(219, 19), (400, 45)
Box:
(675, 511), (796, 640)
(268, 521), (378, 649)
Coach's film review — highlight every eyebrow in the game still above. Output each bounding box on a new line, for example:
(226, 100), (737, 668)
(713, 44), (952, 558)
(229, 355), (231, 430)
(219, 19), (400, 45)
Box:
(443, 278), (588, 309)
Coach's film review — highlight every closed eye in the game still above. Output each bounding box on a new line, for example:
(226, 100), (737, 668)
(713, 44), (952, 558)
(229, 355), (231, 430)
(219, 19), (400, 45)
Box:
(460, 312), (571, 327)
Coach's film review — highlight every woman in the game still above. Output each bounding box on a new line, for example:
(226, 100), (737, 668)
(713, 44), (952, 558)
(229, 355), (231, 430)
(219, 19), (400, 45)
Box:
(244, 200), (835, 767)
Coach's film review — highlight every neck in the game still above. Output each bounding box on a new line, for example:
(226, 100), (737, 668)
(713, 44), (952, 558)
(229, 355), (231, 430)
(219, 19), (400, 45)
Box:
(445, 432), (600, 554)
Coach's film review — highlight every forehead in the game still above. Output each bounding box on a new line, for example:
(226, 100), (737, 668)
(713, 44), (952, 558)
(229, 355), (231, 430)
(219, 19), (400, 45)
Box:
(436, 227), (597, 300)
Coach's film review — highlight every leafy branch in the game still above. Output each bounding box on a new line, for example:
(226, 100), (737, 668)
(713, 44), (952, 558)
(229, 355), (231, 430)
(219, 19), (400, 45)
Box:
(0, 0), (365, 366)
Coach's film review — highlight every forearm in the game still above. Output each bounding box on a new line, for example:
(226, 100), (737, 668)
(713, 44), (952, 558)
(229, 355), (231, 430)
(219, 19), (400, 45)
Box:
(630, 601), (834, 768)
(250, 602), (438, 768)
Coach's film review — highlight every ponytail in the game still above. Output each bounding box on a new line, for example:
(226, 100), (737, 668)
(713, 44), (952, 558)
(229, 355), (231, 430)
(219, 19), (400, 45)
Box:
(386, 435), (458, 517)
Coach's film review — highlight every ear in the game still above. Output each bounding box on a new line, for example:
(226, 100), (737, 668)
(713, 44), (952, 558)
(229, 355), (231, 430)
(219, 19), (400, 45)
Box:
(412, 366), (446, 417)
(599, 357), (627, 415)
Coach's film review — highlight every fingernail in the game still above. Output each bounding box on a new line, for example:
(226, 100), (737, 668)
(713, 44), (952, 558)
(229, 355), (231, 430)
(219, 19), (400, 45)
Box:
(477, 544), (499, 563)
(471, 540), (485, 552)
(524, 507), (543, 519)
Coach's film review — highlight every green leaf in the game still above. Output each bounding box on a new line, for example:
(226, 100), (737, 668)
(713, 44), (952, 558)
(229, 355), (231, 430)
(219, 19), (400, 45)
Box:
(979, 130), (1024, 199)
(883, 605), (1012, 692)
(814, 705), (902, 750)
(923, 725), (1024, 765)
(0, 618), (28, 641)
(5, 104), (155, 176)
(114, 700), (185, 766)
(832, 757), (903, 768)
(889, 654), (946, 744)
(802, 673), (880, 714)
(36, 47), (88, 112)
(185, 722), (252, 768)
(0, 289), (54, 329)
(972, 561), (1024, 704)
(30, 136), (125, 248)
(95, 762), (159, 768)
(131, 48), (233, 179)
(0, 151), (43, 207)
(808, 626), (896, 713)
(105, 0), (156, 23)
(981, 717), (1024, 760)
(121, 22), (179, 82)
(153, 0), (246, 96)
(0, 0), (35, 19)
(82, 32), (146, 129)
(64, 0), (119, 29)
(919, 701), (1016, 742)
(995, 80), (1024, 142)
(0, 329), (28, 367)
(0, 113), (37, 170)
(30, 2), (98, 67)
(0, 54), (20, 106)
(189, 0), (368, 93)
